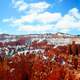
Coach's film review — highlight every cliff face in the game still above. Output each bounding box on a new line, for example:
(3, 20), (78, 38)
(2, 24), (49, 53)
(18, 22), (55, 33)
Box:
(0, 32), (80, 45)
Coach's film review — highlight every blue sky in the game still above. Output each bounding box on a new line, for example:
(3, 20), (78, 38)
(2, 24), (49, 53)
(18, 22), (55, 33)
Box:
(0, 0), (80, 35)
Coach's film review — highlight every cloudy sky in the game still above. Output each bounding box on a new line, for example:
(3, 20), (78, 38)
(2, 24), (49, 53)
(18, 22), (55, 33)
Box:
(0, 0), (80, 34)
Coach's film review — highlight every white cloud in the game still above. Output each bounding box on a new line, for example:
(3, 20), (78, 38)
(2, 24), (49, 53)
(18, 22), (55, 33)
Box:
(29, 2), (51, 13)
(2, 17), (14, 22)
(12, 0), (28, 11)
(18, 24), (54, 32)
(2, 7), (80, 33)
(69, 8), (79, 16)
(11, 14), (36, 23)
(8, 12), (61, 24)
(12, 0), (51, 13)
(69, 8), (80, 20)
(36, 12), (61, 23)
(55, 8), (80, 32)
(55, 15), (75, 30)
(2, 17), (23, 27)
